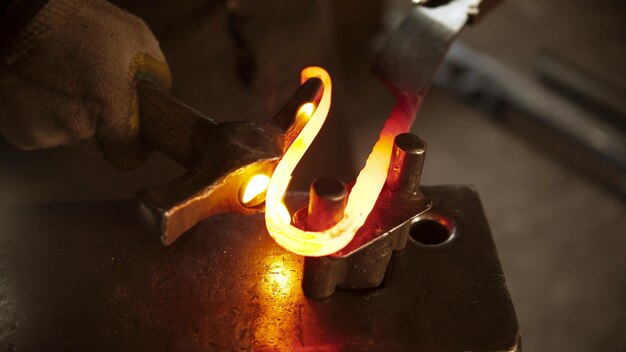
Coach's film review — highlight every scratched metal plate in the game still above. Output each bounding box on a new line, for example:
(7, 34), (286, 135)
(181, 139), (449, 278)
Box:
(0, 186), (519, 351)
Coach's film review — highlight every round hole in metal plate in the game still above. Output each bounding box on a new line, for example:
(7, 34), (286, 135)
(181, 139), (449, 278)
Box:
(409, 213), (455, 246)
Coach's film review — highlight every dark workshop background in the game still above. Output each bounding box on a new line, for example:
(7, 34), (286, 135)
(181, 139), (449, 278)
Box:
(1, 0), (625, 350)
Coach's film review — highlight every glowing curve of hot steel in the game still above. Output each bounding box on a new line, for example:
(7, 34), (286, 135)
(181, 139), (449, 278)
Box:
(265, 66), (418, 257)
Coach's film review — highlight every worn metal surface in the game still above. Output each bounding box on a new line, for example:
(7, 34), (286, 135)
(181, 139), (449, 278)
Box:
(0, 186), (519, 350)
(136, 77), (323, 245)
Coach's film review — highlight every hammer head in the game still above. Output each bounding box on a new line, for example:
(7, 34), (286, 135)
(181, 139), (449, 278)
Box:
(137, 78), (323, 245)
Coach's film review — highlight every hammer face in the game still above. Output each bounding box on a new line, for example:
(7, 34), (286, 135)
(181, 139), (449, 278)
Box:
(137, 78), (324, 245)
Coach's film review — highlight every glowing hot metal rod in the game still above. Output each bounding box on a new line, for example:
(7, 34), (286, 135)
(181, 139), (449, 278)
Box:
(264, 67), (419, 256)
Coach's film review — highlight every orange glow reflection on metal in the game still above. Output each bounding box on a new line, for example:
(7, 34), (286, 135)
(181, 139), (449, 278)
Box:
(265, 67), (417, 256)
(262, 256), (297, 296)
(254, 255), (301, 345)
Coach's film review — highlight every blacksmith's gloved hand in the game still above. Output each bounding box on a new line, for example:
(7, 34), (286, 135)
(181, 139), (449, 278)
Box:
(0, 0), (171, 169)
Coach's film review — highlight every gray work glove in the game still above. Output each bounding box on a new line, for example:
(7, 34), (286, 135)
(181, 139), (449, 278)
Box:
(0, 0), (171, 169)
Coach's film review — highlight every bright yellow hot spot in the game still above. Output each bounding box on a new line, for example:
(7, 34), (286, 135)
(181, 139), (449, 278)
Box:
(241, 174), (271, 205)
(297, 102), (315, 121)
(265, 66), (413, 257)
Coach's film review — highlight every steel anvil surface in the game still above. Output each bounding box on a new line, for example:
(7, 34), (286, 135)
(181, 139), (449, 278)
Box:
(0, 186), (519, 351)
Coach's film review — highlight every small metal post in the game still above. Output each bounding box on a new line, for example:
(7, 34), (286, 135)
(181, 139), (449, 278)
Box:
(382, 133), (428, 250)
(306, 178), (348, 231)
(301, 177), (347, 299)
(385, 133), (427, 198)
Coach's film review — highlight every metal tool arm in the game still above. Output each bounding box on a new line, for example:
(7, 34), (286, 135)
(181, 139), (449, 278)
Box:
(373, 0), (500, 98)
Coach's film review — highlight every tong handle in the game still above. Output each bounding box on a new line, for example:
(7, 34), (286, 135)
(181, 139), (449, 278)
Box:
(136, 80), (217, 169)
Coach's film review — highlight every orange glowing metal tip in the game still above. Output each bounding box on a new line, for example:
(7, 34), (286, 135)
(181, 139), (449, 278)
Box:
(241, 174), (271, 205)
(264, 66), (418, 257)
